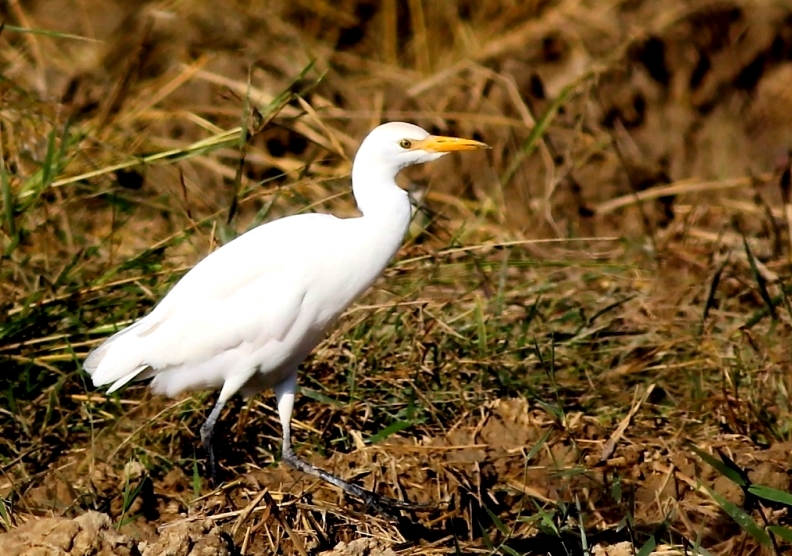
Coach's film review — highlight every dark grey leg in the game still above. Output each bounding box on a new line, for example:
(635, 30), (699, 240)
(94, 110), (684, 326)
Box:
(200, 397), (226, 483)
(274, 372), (427, 519)
(200, 374), (252, 483)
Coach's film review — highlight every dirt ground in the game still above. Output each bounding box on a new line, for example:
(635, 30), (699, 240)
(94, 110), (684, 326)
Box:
(3, 0), (792, 555)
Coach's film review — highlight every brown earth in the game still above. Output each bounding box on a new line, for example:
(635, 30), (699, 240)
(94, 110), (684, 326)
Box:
(0, 510), (233, 556)
(4, 398), (792, 554)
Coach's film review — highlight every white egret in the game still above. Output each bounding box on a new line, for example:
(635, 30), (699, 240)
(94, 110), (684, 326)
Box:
(84, 122), (488, 515)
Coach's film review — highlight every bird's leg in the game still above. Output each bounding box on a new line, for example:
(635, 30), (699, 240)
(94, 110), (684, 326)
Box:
(201, 375), (250, 483)
(200, 397), (226, 483)
(274, 372), (427, 519)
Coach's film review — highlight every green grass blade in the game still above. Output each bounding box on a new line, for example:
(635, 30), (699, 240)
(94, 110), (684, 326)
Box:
(299, 387), (343, 407)
(636, 521), (668, 556)
(0, 496), (11, 530)
(768, 525), (792, 543)
(714, 449), (752, 487)
(537, 509), (560, 536)
(478, 520), (496, 551)
(500, 82), (574, 187)
(475, 295), (488, 357)
(688, 443), (747, 487)
(0, 147), (16, 248)
(367, 419), (417, 444)
(611, 473), (623, 503)
(118, 473), (147, 528)
(703, 485), (771, 546)
(691, 534), (716, 556)
(192, 457), (202, 498)
(525, 430), (551, 463)
(748, 484), (792, 506)
(635, 534), (657, 556)
(742, 233), (776, 320)
(39, 128), (58, 189)
(485, 506), (510, 537)
(2, 24), (99, 42)
(575, 496), (589, 552)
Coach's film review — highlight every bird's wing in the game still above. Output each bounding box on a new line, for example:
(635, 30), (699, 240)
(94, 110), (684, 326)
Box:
(86, 213), (336, 388)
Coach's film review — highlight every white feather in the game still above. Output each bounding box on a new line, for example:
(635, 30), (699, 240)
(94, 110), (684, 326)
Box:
(84, 121), (487, 409)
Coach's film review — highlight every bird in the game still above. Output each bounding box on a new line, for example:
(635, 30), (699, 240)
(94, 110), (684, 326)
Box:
(84, 121), (489, 516)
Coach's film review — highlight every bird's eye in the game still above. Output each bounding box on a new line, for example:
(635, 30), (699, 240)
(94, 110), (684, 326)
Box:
(399, 139), (413, 149)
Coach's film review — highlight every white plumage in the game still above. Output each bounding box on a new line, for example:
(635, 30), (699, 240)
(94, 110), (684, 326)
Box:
(84, 121), (488, 515)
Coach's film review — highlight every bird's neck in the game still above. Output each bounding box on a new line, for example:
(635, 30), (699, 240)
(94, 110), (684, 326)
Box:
(346, 160), (413, 289)
(351, 160), (411, 223)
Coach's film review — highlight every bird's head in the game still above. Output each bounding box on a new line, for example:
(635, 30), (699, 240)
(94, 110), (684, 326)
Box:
(355, 122), (489, 173)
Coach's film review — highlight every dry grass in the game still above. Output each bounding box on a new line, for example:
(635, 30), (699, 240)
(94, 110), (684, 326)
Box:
(2, 1), (792, 555)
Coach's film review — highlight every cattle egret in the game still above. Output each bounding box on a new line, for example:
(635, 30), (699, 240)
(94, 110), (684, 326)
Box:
(84, 122), (488, 515)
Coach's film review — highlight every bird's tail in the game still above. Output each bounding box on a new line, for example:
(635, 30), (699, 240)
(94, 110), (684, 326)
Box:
(84, 320), (151, 393)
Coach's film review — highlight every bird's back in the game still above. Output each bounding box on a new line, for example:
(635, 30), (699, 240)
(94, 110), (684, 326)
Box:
(84, 210), (404, 397)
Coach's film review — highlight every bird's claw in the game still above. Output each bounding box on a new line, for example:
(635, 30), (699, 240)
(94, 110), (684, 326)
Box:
(351, 485), (433, 521)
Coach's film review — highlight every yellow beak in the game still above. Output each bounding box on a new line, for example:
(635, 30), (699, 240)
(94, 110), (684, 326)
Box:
(413, 135), (490, 152)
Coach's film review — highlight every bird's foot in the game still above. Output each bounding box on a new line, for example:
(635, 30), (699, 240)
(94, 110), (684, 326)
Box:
(353, 487), (432, 521)
(283, 450), (431, 520)
(354, 485), (431, 511)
